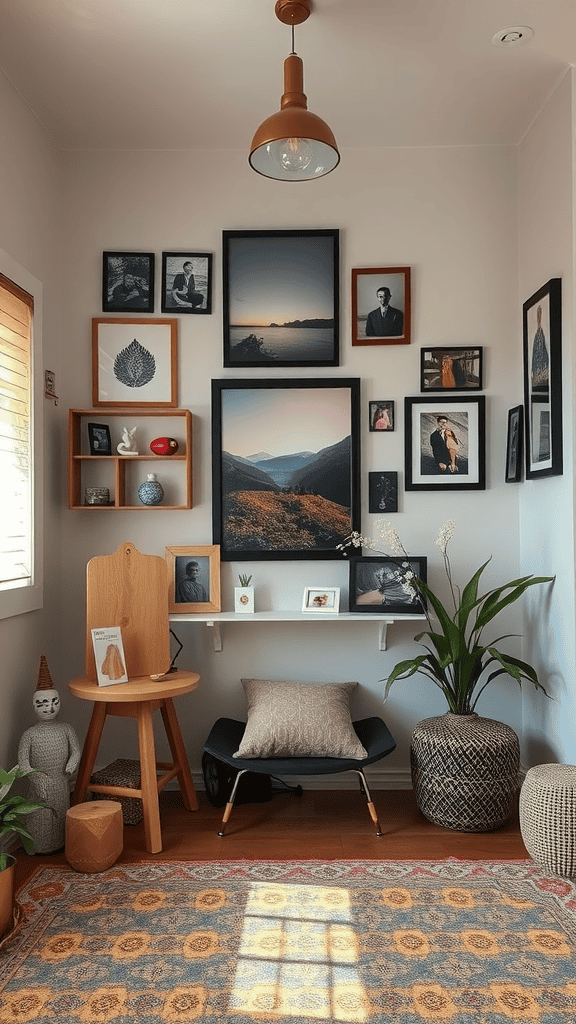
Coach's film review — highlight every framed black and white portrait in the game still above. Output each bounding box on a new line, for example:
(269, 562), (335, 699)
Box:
(161, 252), (212, 314)
(352, 267), (411, 346)
(102, 252), (154, 313)
(404, 395), (485, 491)
(165, 545), (221, 614)
(349, 556), (427, 614)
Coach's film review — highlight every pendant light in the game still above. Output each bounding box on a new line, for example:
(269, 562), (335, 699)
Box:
(249, 0), (340, 181)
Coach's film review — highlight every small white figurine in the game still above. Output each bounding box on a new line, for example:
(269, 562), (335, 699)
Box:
(117, 425), (138, 455)
(17, 656), (81, 854)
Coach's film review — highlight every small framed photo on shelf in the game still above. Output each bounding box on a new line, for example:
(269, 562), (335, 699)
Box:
(352, 267), (411, 346)
(369, 401), (394, 432)
(161, 252), (212, 314)
(368, 472), (398, 513)
(87, 422), (112, 455)
(505, 405), (523, 483)
(102, 252), (154, 313)
(302, 587), (340, 613)
(92, 317), (178, 407)
(421, 347), (483, 392)
(404, 395), (486, 491)
(165, 545), (221, 614)
(349, 556), (427, 614)
(522, 278), (562, 479)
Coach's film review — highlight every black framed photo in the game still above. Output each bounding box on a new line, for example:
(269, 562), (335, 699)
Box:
(102, 252), (154, 313)
(404, 395), (486, 491)
(161, 252), (212, 314)
(505, 405), (523, 483)
(349, 556), (427, 614)
(421, 347), (483, 392)
(222, 229), (339, 368)
(369, 472), (398, 513)
(351, 267), (411, 346)
(523, 278), (562, 479)
(87, 422), (111, 455)
(212, 377), (360, 561)
(369, 401), (394, 432)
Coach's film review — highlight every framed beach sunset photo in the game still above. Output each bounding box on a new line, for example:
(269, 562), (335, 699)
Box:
(222, 229), (339, 368)
(212, 378), (360, 561)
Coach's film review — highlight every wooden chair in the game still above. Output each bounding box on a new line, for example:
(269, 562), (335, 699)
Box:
(69, 541), (200, 854)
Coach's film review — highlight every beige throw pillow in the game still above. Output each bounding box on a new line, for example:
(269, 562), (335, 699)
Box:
(233, 679), (368, 760)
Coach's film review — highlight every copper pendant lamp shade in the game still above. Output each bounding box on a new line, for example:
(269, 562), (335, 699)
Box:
(249, 0), (340, 181)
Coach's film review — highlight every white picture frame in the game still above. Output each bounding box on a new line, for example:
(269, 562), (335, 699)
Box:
(302, 587), (340, 613)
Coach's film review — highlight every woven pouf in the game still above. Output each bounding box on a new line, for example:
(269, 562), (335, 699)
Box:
(411, 712), (520, 832)
(90, 758), (143, 825)
(519, 764), (576, 877)
(65, 801), (123, 873)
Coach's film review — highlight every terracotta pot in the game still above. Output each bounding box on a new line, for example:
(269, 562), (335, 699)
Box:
(0, 855), (16, 939)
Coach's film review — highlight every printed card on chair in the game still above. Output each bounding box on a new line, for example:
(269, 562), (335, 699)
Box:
(91, 626), (129, 686)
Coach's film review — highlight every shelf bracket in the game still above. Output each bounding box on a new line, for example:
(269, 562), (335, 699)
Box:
(205, 620), (222, 652)
(379, 621), (389, 651)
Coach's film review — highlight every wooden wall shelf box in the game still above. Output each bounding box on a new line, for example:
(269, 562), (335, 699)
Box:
(68, 408), (192, 510)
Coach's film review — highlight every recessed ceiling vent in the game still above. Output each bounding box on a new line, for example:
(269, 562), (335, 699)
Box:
(492, 26), (534, 47)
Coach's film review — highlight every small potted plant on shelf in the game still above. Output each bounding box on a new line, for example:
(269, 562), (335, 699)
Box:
(235, 574), (254, 614)
(339, 519), (554, 833)
(0, 765), (45, 939)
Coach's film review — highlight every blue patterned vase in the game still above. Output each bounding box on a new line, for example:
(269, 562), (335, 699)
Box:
(138, 473), (164, 505)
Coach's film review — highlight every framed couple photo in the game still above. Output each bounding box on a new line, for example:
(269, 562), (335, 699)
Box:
(404, 395), (485, 491)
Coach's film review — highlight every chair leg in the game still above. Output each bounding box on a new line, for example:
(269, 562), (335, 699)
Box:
(353, 770), (383, 836)
(218, 769), (248, 837)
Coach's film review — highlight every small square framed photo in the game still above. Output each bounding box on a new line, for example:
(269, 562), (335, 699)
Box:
(368, 472), (398, 513)
(352, 267), (411, 346)
(369, 401), (394, 432)
(302, 587), (340, 613)
(102, 252), (154, 313)
(161, 252), (212, 314)
(165, 545), (221, 614)
(421, 347), (483, 392)
(404, 395), (486, 491)
(87, 422), (112, 455)
(505, 405), (523, 483)
(349, 556), (427, 614)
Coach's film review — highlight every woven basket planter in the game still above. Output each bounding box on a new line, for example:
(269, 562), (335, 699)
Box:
(411, 712), (520, 832)
(519, 763), (576, 877)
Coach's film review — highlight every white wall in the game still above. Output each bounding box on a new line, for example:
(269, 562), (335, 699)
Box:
(0, 72), (63, 767)
(57, 142), (530, 783)
(518, 70), (576, 765)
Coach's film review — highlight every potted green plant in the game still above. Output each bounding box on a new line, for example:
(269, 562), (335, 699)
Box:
(340, 520), (554, 831)
(0, 765), (45, 938)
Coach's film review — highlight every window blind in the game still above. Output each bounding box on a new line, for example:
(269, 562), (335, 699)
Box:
(0, 272), (33, 587)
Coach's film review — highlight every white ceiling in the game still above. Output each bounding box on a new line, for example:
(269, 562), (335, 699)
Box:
(0, 0), (573, 152)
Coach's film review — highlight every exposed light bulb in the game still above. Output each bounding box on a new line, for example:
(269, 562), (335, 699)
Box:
(279, 137), (312, 173)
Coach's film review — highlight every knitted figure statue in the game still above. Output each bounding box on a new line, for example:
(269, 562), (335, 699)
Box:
(17, 656), (81, 854)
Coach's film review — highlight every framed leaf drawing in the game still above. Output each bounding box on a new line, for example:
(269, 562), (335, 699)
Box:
(92, 318), (178, 407)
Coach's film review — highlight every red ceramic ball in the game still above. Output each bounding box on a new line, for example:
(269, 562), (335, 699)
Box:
(150, 436), (179, 456)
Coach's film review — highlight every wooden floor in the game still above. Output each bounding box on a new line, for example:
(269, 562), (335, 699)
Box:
(15, 787), (529, 892)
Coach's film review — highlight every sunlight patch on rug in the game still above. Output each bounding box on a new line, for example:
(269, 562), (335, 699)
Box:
(1, 859), (576, 1022)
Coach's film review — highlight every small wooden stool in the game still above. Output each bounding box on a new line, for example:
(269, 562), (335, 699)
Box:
(66, 801), (123, 873)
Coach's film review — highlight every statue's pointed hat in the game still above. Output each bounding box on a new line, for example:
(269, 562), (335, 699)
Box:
(36, 655), (54, 691)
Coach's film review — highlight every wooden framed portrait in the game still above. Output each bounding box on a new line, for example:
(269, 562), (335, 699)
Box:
(212, 377), (361, 561)
(404, 395), (486, 491)
(161, 252), (212, 314)
(352, 267), (411, 346)
(102, 251), (154, 313)
(165, 545), (221, 614)
(369, 400), (394, 432)
(505, 405), (523, 483)
(87, 422), (111, 456)
(349, 556), (427, 614)
(302, 587), (340, 613)
(421, 346), (483, 391)
(368, 471), (398, 513)
(92, 317), (177, 407)
(523, 278), (562, 479)
(222, 229), (339, 368)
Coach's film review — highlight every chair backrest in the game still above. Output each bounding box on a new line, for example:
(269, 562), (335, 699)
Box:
(85, 541), (170, 681)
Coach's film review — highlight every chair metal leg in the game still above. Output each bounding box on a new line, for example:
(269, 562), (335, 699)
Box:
(218, 769), (248, 836)
(353, 770), (383, 836)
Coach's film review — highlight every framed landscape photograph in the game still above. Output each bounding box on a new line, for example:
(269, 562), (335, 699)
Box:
(102, 251), (154, 313)
(302, 587), (340, 613)
(222, 229), (339, 368)
(165, 545), (221, 614)
(505, 405), (523, 483)
(404, 395), (486, 491)
(351, 267), (411, 346)
(161, 252), (212, 314)
(349, 556), (427, 614)
(368, 471), (398, 513)
(92, 317), (177, 407)
(421, 346), (483, 391)
(369, 401), (394, 432)
(212, 377), (361, 561)
(87, 422), (112, 456)
(523, 278), (562, 479)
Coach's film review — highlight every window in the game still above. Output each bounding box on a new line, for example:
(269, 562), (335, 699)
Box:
(0, 250), (42, 619)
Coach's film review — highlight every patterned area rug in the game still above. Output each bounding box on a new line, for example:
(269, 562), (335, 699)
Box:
(1, 859), (576, 1022)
